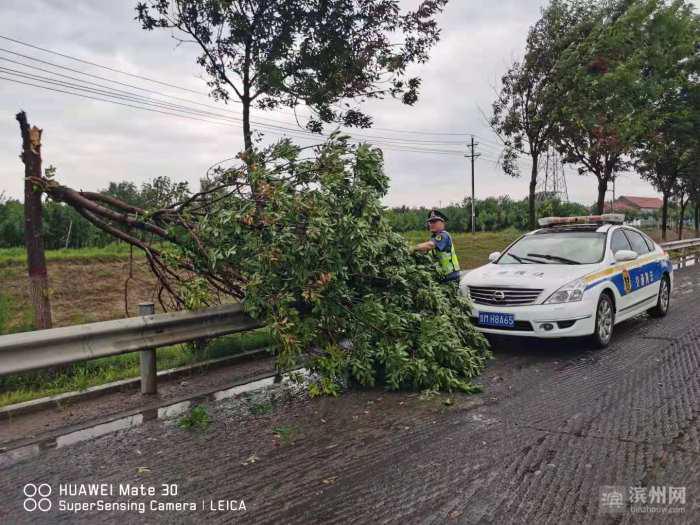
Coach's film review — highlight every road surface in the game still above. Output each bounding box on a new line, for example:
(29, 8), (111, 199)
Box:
(1, 265), (699, 524)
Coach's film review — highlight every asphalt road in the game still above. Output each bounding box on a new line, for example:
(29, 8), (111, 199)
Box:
(1, 266), (699, 524)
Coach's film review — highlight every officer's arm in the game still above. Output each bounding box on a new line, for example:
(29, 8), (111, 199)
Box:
(413, 240), (435, 253)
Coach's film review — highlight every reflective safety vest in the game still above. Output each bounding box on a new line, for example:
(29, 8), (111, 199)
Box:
(431, 235), (460, 274)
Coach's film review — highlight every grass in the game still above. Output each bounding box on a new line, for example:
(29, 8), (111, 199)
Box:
(402, 229), (522, 270)
(178, 405), (211, 431)
(0, 292), (34, 336)
(0, 229), (520, 270)
(0, 243), (135, 267)
(249, 400), (275, 415)
(0, 328), (274, 408)
(273, 425), (296, 445)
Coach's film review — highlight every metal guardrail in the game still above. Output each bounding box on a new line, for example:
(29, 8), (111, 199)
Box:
(0, 302), (262, 393)
(661, 238), (700, 268)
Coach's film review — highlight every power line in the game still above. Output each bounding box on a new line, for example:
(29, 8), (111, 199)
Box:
(0, 75), (471, 159)
(0, 34), (507, 143)
(0, 62), (476, 148)
(0, 34), (206, 96)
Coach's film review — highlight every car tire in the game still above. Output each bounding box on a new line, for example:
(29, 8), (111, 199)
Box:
(590, 293), (615, 348)
(648, 275), (671, 318)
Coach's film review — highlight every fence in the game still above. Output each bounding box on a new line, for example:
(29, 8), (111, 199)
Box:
(662, 238), (700, 268)
(0, 238), (698, 394)
(0, 303), (261, 394)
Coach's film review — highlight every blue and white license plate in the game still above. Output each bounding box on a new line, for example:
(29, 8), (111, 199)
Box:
(478, 312), (515, 328)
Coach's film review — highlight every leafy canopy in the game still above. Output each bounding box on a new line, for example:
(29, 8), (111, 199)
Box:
(490, 0), (596, 228)
(136, 0), (449, 138)
(170, 136), (491, 395)
(549, 0), (698, 212)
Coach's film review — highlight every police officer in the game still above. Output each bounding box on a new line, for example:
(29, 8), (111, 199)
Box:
(413, 209), (461, 283)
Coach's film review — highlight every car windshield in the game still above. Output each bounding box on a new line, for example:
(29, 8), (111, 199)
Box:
(498, 231), (606, 265)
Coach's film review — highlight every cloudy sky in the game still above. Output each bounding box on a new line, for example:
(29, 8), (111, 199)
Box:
(0, 0), (679, 208)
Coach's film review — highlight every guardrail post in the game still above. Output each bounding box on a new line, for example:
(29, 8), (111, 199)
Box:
(138, 303), (157, 395)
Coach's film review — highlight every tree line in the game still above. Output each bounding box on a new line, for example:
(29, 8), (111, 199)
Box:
(491, 0), (699, 239)
(386, 196), (698, 234)
(386, 197), (589, 232)
(3, 188), (698, 250)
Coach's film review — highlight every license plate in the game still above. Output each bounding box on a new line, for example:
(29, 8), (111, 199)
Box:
(478, 312), (515, 328)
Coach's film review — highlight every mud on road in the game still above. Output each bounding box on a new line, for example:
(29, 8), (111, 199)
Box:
(1, 266), (699, 524)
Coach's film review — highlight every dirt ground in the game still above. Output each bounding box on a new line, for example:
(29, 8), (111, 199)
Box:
(1, 257), (160, 331)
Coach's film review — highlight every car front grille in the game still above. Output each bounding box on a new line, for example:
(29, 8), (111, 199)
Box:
(468, 286), (543, 307)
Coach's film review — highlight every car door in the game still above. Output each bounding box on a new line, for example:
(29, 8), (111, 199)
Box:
(622, 229), (659, 304)
(609, 228), (636, 311)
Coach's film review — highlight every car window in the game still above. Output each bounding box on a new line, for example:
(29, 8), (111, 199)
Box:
(498, 231), (606, 265)
(610, 229), (632, 254)
(623, 230), (651, 254)
(641, 234), (656, 252)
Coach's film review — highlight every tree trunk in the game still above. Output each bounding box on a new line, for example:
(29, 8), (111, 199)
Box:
(528, 155), (538, 230)
(661, 191), (669, 241)
(242, 42), (252, 153)
(242, 95), (252, 152)
(694, 201), (699, 236)
(596, 176), (608, 215)
(678, 197), (687, 240)
(16, 111), (52, 330)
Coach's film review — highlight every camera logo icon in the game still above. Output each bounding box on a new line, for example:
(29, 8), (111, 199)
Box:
(23, 483), (52, 512)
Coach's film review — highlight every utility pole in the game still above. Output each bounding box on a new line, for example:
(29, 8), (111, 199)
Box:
(464, 136), (481, 234)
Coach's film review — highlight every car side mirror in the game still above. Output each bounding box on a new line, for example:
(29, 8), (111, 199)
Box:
(488, 251), (501, 262)
(614, 249), (638, 262)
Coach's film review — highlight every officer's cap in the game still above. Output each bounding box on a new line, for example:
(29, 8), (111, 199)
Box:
(427, 209), (448, 223)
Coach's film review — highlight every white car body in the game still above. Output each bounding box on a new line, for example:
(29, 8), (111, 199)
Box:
(460, 223), (673, 340)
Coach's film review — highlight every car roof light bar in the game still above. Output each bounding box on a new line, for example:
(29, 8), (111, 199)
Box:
(538, 214), (625, 227)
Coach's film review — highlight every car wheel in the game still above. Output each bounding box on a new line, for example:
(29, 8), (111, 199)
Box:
(591, 293), (614, 348)
(648, 275), (671, 318)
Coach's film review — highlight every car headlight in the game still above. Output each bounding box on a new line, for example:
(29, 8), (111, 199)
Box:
(544, 278), (586, 304)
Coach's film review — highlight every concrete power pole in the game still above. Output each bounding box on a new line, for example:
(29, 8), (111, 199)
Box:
(465, 136), (481, 234)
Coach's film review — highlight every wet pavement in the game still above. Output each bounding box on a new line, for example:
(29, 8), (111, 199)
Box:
(0, 266), (699, 524)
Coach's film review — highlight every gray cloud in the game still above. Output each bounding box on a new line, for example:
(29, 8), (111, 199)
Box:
(0, 0), (677, 208)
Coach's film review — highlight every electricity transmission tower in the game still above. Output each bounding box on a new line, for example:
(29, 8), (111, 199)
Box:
(535, 148), (569, 202)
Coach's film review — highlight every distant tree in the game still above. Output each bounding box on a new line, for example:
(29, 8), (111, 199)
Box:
(0, 199), (24, 248)
(136, 0), (449, 151)
(636, 135), (693, 239)
(139, 176), (191, 208)
(631, 0), (699, 239)
(491, 0), (595, 229)
(104, 181), (142, 207)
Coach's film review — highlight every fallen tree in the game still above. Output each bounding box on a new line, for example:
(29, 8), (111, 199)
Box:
(30, 134), (490, 394)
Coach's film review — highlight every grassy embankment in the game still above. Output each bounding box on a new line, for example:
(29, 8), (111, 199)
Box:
(0, 243), (274, 406)
(0, 243), (134, 267)
(0, 231), (519, 407)
(403, 229), (521, 269)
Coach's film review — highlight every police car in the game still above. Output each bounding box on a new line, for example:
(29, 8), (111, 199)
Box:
(460, 215), (673, 347)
